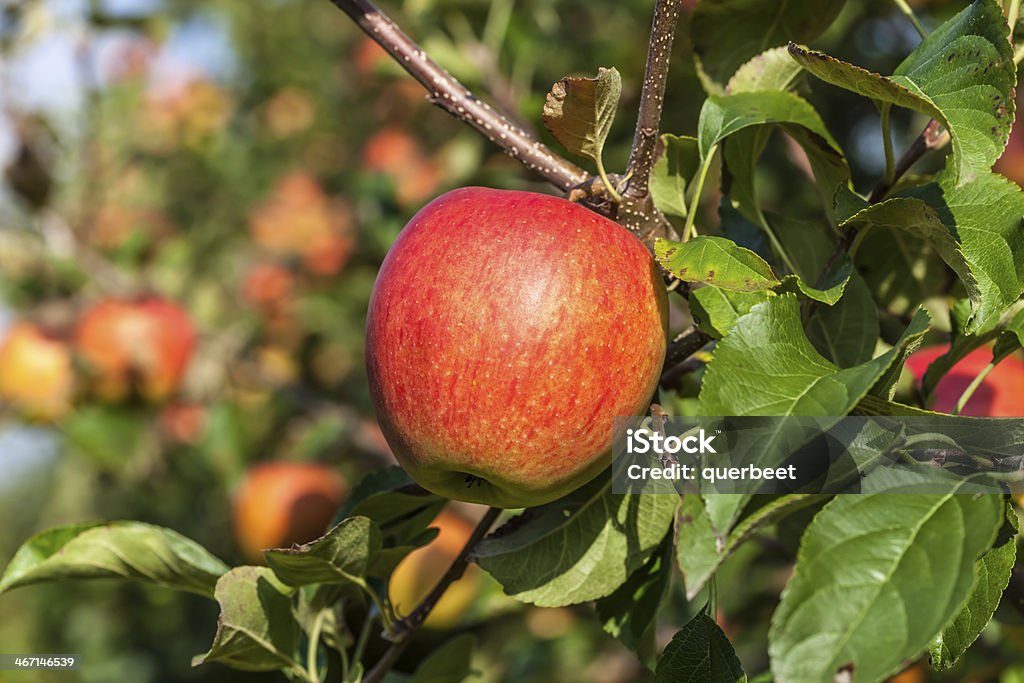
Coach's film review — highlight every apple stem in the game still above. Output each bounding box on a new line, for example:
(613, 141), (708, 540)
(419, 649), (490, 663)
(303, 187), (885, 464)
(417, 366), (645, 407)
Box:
(362, 506), (502, 683)
(624, 0), (683, 200)
(327, 0), (587, 192)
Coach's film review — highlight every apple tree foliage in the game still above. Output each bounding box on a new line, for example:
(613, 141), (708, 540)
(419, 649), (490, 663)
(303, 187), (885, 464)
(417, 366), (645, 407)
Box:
(3, 0), (1024, 682)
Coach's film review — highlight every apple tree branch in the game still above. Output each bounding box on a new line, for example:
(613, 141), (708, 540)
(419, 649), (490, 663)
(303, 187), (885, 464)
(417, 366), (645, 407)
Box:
(328, 0), (588, 191)
(362, 506), (502, 683)
(624, 0), (683, 200)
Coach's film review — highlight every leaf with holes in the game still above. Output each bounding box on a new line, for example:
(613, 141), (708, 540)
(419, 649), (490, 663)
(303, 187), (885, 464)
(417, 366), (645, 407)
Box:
(656, 236), (780, 292)
(542, 67), (622, 166)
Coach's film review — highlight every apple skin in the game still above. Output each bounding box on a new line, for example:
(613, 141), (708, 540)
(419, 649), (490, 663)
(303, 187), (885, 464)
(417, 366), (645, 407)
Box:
(74, 297), (196, 403)
(906, 344), (1024, 416)
(388, 510), (483, 629)
(366, 187), (668, 508)
(0, 323), (74, 421)
(232, 461), (348, 562)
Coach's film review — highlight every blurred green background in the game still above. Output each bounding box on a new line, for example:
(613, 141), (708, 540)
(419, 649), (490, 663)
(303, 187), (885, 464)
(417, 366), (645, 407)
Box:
(0, 0), (1022, 681)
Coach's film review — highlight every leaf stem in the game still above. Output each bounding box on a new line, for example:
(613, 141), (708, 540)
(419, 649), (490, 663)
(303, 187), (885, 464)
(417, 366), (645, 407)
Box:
(596, 157), (624, 203)
(624, 0), (683, 199)
(879, 102), (895, 188)
(892, 0), (927, 39)
(683, 145), (718, 242)
(1008, 0), (1021, 39)
(327, 0), (587, 190)
(953, 361), (995, 415)
(362, 507), (502, 683)
(348, 611), (377, 680)
(306, 608), (328, 683)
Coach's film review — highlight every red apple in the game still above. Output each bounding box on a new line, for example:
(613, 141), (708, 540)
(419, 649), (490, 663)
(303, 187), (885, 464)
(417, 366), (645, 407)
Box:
(74, 297), (196, 403)
(906, 344), (1024, 416)
(0, 322), (74, 421)
(232, 461), (348, 562)
(365, 187), (668, 508)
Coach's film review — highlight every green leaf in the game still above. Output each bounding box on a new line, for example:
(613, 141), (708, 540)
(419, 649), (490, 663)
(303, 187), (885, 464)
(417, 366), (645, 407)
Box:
(850, 171), (1024, 333)
(929, 502), (1019, 670)
(677, 494), (824, 600)
(920, 299), (999, 398)
(691, 0), (846, 93)
(768, 470), (1004, 683)
(655, 612), (746, 683)
(806, 273), (879, 368)
(333, 466), (446, 574)
(777, 258), (852, 305)
(706, 91), (854, 222)
(650, 134), (701, 218)
(472, 475), (676, 607)
(993, 308), (1024, 362)
(700, 295), (929, 416)
(0, 522), (229, 598)
(727, 46), (805, 95)
(264, 517), (381, 588)
(790, 0), (1016, 185)
(193, 566), (302, 673)
(854, 224), (950, 319)
(596, 535), (673, 667)
(690, 286), (774, 339)
(656, 236), (780, 292)
(412, 634), (477, 683)
(698, 91), (838, 162)
(542, 67), (622, 164)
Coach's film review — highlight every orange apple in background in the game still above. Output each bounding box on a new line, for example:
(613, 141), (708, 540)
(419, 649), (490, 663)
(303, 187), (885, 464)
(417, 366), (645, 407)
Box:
(361, 128), (440, 207)
(158, 402), (207, 445)
(388, 510), (483, 629)
(232, 461), (348, 562)
(74, 297), (196, 403)
(0, 322), (74, 421)
(248, 171), (355, 275)
(905, 344), (1024, 416)
(242, 262), (294, 312)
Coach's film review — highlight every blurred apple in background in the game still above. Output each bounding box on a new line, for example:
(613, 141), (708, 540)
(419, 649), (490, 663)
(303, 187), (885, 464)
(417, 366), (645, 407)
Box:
(248, 171), (355, 275)
(0, 322), (74, 421)
(362, 128), (440, 207)
(74, 297), (196, 403)
(906, 345), (1024, 416)
(388, 509), (484, 629)
(232, 461), (348, 562)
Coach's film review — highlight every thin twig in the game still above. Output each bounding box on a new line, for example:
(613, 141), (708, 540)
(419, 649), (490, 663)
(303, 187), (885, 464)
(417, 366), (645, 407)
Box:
(329, 0), (587, 191)
(660, 325), (712, 383)
(624, 0), (683, 199)
(362, 507), (502, 683)
(810, 118), (950, 292)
